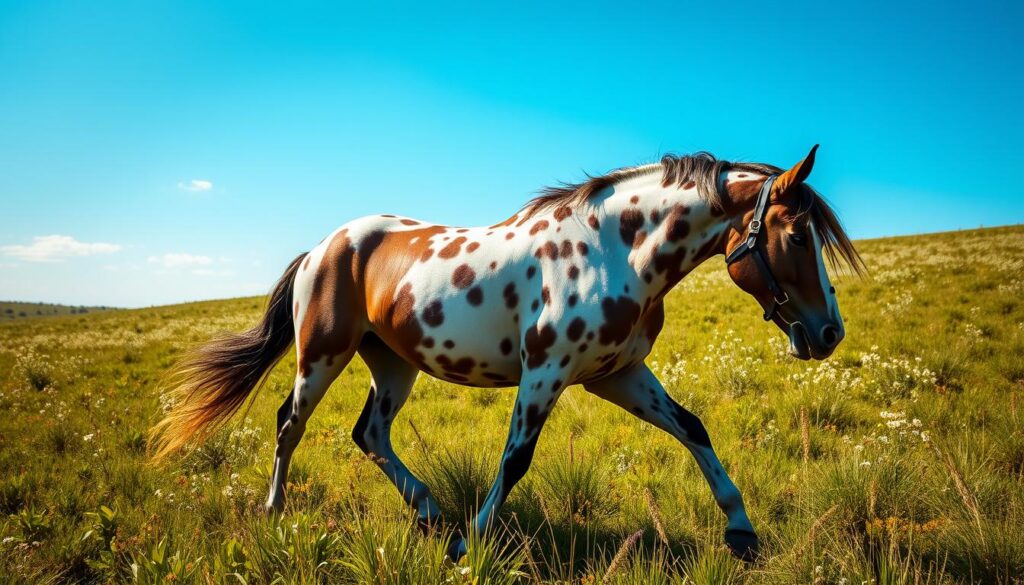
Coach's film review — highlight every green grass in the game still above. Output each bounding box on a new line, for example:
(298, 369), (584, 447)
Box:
(1, 225), (1023, 583)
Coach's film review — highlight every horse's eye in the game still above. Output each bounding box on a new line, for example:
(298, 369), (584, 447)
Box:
(789, 232), (807, 247)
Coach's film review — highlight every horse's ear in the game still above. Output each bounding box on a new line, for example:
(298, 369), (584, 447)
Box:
(772, 144), (818, 201)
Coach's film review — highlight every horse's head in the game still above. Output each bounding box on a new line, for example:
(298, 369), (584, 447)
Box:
(723, 146), (862, 360)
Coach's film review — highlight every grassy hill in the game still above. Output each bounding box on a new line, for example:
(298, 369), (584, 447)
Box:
(0, 301), (119, 321)
(1, 226), (1022, 583)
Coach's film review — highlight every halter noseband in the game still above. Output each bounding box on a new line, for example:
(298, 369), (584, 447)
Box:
(724, 174), (790, 322)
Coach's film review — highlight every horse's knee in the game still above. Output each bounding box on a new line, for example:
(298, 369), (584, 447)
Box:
(277, 413), (307, 447)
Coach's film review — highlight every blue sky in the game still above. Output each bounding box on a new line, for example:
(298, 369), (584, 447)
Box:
(1, 1), (1021, 307)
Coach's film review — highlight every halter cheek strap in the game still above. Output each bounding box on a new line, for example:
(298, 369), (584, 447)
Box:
(725, 175), (790, 322)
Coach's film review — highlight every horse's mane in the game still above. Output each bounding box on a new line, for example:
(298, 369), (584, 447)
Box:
(523, 152), (864, 274)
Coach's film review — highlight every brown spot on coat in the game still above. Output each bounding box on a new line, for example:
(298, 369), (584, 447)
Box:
(560, 240), (573, 258)
(554, 206), (572, 221)
(567, 265), (579, 279)
(535, 241), (559, 260)
(452, 264), (475, 289)
(530, 220), (550, 235)
(422, 301), (444, 327)
(665, 205), (691, 242)
(439, 236), (467, 259)
(400, 219), (420, 226)
(588, 215), (600, 230)
(643, 301), (665, 344)
(436, 354), (475, 374)
(524, 324), (557, 369)
(567, 317), (586, 341)
(500, 338), (513, 355)
(467, 242), (480, 253)
(576, 242), (588, 255)
(490, 214), (518, 228)
(598, 296), (641, 346)
(619, 209), (645, 247)
(653, 247), (689, 291)
(503, 283), (519, 308)
(467, 286), (483, 306)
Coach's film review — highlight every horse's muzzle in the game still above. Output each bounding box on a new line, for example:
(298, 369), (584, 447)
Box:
(788, 321), (842, 360)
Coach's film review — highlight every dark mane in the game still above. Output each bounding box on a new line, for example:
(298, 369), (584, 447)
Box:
(523, 152), (863, 274)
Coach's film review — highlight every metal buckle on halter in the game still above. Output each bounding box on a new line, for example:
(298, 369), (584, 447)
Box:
(775, 290), (790, 306)
(748, 219), (762, 234)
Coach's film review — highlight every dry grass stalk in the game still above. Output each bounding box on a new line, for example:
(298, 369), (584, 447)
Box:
(868, 478), (878, 520)
(795, 505), (838, 561)
(407, 419), (430, 456)
(602, 529), (644, 584)
(800, 406), (811, 464)
(643, 487), (671, 548)
(932, 444), (983, 531)
(537, 491), (553, 524)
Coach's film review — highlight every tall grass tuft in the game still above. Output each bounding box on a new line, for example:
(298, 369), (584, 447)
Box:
(336, 510), (450, 584)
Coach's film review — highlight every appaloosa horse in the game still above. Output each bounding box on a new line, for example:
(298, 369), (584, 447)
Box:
(152, 146), (862, 560)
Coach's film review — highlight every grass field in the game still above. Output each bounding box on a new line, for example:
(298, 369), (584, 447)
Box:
(1, 225), (1022, 584)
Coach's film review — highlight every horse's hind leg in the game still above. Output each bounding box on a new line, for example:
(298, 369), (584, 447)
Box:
(354, 334), (440, 531)
(265, 348), (354, 513)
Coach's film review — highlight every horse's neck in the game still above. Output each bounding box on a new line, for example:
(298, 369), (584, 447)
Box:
(592, 173), (731, 298)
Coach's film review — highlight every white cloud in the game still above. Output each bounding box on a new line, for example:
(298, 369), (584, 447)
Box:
(147, 253), (214, 268)
(177, 179), (213, 192)
(1, 235), (121, 263)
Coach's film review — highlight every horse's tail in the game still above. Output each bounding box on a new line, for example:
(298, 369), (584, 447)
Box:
(149, 253), (306, 461)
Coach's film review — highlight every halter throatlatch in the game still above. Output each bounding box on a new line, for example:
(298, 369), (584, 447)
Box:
(725, 174), (790, 322)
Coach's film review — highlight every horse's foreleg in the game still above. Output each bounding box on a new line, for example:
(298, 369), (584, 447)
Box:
(584, 363), (758, 560)
(265, 354), (350, 513)
(354, 335), (440, 531)
(450, 370), (565, 559)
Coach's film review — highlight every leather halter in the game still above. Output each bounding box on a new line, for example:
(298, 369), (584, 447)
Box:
(725, 175), (790, 322)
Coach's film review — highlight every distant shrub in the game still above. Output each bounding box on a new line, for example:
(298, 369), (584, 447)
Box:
(15, 348), (55, 391)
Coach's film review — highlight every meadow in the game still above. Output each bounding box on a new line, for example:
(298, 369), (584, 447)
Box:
(1, 225), (1022, 584)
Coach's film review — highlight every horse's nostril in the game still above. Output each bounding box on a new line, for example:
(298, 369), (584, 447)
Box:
(821, 324), (840, 347)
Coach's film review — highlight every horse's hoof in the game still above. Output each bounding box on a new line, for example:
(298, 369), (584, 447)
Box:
(724, 528), (759, 562)
(446, 536), (467, 561)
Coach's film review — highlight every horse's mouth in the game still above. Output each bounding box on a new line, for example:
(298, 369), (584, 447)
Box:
(788, 322), (836, 361)
(788, 323), (812, 360)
